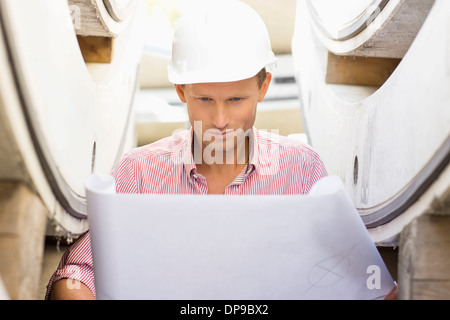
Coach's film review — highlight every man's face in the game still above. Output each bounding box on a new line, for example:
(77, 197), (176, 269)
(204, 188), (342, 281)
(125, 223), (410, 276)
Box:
(175, 73), (271, 156)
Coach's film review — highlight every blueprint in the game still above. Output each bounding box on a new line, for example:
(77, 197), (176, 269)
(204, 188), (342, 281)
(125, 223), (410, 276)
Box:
(86, 174), (395, 300)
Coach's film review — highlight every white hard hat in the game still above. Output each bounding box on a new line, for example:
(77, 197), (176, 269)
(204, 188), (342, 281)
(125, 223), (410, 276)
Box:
(167, 0), (277, 84)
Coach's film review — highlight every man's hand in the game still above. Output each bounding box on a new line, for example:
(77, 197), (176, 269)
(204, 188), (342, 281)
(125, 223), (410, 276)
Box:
(384, 283), (398, 300)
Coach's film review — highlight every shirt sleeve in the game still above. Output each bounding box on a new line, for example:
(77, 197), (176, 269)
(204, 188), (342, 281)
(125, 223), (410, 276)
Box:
(45, 232), (96, 299)
(112, 154), (141, 193)
(309, 151), (328, 189)
(301, 144), (329, 194)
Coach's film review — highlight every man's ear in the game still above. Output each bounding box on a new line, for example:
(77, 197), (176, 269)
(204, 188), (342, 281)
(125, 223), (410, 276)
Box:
(257, 72), (272, 102)
(174, 84), (187, 103)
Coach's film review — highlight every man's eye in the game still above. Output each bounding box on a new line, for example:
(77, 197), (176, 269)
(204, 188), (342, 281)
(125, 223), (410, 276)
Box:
(200, 97), (210, 102)
(230, 97), (241, 102)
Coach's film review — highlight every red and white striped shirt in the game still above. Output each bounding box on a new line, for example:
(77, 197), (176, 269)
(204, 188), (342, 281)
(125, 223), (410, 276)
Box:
(45, 127), (327, 299)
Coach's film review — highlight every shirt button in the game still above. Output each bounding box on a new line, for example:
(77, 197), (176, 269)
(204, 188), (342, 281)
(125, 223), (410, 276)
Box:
(193, 174), (198, 179)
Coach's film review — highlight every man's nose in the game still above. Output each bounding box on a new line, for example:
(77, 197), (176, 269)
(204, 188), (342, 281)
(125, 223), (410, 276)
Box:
(212, 103), (229, 130)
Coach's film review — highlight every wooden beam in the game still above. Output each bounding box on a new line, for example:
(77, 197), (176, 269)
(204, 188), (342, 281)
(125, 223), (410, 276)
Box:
(326, 52), (401, 86)
(77, 35), (114, 63)
(0, 182), (47, 300)
(399, 214), (450, 299)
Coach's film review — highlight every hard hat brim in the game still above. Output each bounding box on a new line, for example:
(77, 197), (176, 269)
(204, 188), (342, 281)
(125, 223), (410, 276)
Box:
(167, 56), (277, 85)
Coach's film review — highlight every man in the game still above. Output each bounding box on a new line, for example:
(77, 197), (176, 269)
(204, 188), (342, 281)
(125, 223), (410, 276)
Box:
(46, 0), (328, 299)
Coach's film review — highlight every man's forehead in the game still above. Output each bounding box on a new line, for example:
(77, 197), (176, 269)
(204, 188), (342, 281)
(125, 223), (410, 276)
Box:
(184, 76), (259, 96)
